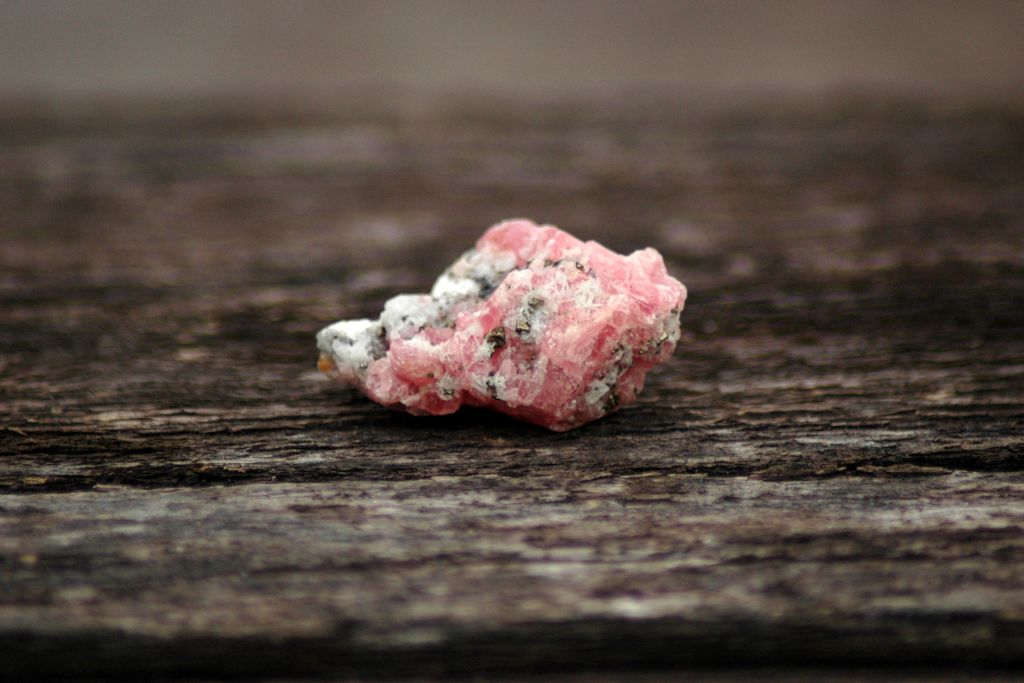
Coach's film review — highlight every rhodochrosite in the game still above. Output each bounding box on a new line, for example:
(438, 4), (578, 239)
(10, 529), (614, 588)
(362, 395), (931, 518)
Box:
(317, 219), (686, 431)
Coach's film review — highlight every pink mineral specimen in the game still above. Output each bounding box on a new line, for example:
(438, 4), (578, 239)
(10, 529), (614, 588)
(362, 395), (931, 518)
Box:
(316, 219), (686, 431)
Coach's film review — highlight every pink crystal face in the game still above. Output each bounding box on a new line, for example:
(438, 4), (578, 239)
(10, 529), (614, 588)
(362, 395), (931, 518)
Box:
(317, 219), (687, 431)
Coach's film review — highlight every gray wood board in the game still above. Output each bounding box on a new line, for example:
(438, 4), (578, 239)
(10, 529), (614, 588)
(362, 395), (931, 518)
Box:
(1, 98), (1023, 678)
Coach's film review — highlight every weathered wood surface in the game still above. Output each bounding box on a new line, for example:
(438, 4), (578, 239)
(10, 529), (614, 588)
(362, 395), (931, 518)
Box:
(1, 97), (1023, 679)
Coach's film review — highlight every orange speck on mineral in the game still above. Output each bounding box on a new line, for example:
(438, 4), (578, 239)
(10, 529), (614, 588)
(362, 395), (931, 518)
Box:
(317, 354), (336, 374)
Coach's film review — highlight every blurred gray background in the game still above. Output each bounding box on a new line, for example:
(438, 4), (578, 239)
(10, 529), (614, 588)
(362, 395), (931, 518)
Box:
(2, 0), (1023, 98)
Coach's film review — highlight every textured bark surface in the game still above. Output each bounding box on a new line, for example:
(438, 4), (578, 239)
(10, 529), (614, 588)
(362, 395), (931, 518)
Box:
(1, 96), (1023, 679)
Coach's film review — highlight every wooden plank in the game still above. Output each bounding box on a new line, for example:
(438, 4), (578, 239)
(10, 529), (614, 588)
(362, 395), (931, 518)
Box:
(1, 97), (1023, 678)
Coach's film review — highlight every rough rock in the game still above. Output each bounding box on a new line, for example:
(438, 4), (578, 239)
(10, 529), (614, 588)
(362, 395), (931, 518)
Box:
(316, 219), (686, 430)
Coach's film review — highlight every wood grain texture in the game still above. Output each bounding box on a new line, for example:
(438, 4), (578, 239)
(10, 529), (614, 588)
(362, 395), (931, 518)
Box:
(1, 96), (1023, 679)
